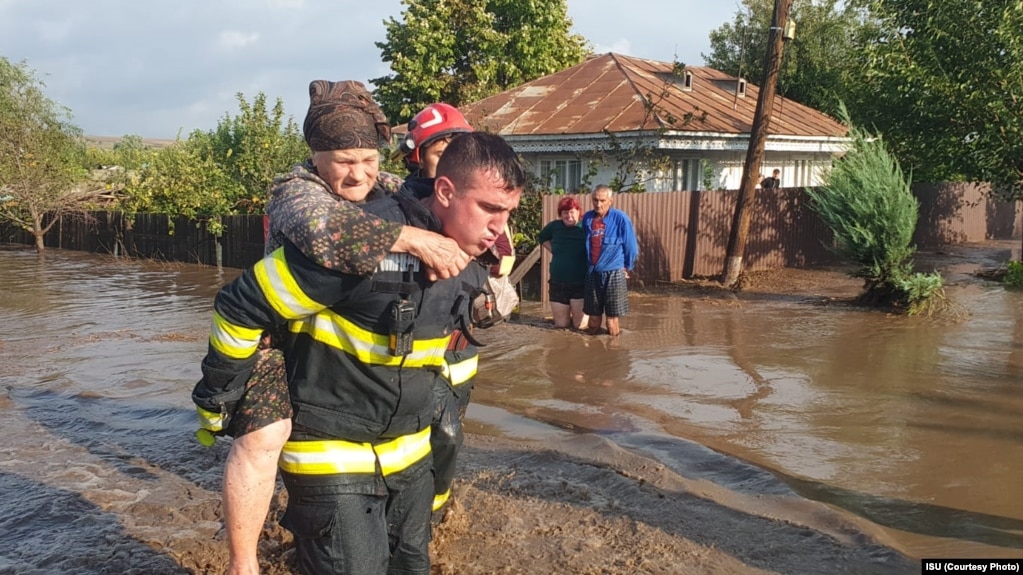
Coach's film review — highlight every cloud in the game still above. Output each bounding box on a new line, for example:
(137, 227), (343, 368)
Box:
(593, 39), (632, 55)
(0, 0), (738, 139)
(218, 30), (260, 50)
(34, 18), (75, 44)
(264, 0), (305, 8)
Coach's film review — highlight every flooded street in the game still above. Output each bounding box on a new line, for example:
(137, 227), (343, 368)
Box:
(1, 243), (1021, 572)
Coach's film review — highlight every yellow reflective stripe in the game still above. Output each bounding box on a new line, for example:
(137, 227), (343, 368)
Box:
(279, 440), (377, 475)
(279, 427), (431, 476)
(375, 427), (432, 476)
(432, 489), (451, 511)
(254, 248), (323, 319)
(209, 310), (263, 359)
(496, 254), (515, 276)
(441, 354), (478, 386)
(196, 406), (224, 432)
(290, 311), (450, 367)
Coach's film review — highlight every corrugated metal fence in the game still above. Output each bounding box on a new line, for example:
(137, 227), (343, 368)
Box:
(2, 183), (1019, 284)
(538, 182), (1022, 289)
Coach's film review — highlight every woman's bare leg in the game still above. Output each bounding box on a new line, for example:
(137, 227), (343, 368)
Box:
(569, 298), (586, 331)
(551, 302), (571, 328)
(223, 418), (292, 575)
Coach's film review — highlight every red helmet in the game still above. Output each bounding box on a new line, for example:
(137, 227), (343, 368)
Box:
(399, 103), (473, 165)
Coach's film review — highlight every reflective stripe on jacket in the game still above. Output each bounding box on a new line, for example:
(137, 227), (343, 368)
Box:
(441, 351), (478, 387)
(280, 426), (431, 476)
(194, 182), (489, 447)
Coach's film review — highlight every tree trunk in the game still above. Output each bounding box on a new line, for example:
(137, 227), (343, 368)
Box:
(721, 0), (794, 287)
(32, 212), (46, 254)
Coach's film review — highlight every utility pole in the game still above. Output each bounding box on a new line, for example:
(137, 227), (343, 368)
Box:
(722, 0), (794, 287)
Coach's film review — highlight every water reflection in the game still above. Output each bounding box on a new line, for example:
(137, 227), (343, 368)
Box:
(540, 334), (635, 433)
(4, 245), (1023, 560)
(482, 272), (1023, 559)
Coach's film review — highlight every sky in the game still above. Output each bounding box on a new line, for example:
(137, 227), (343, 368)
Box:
(0, 0), (742, 140)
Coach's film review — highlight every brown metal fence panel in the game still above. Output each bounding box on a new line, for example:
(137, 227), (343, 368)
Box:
(2, 182), (1020, 282)
(534, 184), (1021, 311)
(912, 182), (1021, 247)
(614, 191), (693, 283)
(746, 188), (838, 271)
(540, 188), (838, 293)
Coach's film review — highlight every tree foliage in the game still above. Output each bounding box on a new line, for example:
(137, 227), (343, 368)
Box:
(372, 0), (589, 123)
(854, 0), (1023, 194)
(806, 104), (946, 315)
(704, 0), (874, 117)
(0, 57), (98, 252)
(191, 92), (307, 213)
(118, 142), (242, 234)
(116, 92), (307, 233)
(509, 172), (548, 254)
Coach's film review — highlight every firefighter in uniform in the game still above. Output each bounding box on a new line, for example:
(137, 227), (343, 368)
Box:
(193, 132), (526, 575)
(396, 103), (479, 519)
(203, 80), (478, 575)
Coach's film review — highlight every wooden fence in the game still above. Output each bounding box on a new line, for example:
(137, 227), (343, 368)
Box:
(0, 212), (267, 269)
(2, 182), (1019, 286)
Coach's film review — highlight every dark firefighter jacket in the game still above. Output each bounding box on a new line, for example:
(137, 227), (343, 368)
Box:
(192, 180), (489, 445)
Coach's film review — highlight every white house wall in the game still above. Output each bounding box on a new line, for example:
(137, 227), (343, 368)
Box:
(521, 150), (835, 193)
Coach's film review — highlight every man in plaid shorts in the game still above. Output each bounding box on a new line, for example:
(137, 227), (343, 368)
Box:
(581, 185), (639, 336)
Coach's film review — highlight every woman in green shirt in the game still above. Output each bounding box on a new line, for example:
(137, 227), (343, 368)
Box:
(538, 195), (589, 329)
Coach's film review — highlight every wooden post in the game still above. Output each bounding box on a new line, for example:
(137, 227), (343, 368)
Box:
(722, 0), (794, 286)
(508, 244), (542, 286)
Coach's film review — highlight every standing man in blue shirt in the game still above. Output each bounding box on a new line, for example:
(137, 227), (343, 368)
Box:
(581, 185), (639, 336)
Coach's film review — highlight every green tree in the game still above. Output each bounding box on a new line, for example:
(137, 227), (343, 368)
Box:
(79, 134), (157, 199)
(806, 104), (946, 315)
(372, 0), (589, 122)
(191, 92), (307, 213)
(117, 92), (307, 232)
(704, 0), (873, 117)
(118, 140), (242, 235)
(513, 171), (557, 255)
(853, 0), (1023, 193)
(0, 57), (98, 253)
(110, 134), (153, 170)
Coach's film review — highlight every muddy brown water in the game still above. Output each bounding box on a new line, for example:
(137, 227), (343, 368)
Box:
(1, 243), (1022, 573)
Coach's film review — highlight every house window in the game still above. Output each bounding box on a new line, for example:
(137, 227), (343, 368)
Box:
(673, 159), (701, 191)
(538, 159), (583, 192)
(683, 70), (693, 91)
(737, 78), (747, 98)
(794, 159), (810, 186)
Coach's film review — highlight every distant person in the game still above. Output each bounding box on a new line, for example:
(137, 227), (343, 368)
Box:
(581, 185), (638, 337)
(760, 169), (781, 189)
(539, 195), (588, 330)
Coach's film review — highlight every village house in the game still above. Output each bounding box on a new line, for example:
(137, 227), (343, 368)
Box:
(458, 52), (849, 192)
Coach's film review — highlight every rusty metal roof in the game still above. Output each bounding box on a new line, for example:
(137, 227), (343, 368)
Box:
(459, 52), (846, 139)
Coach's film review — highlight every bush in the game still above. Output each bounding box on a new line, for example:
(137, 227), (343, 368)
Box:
(1005, 260), (1023, 288)
(894, 271), (948, 316)
(806, 103), (948, 314)
(111, 92), (307, 233)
